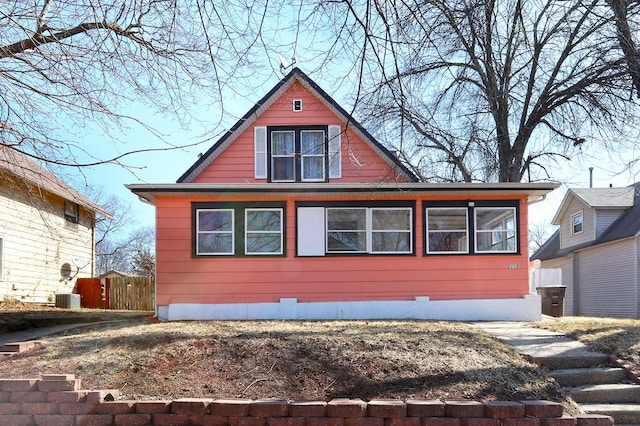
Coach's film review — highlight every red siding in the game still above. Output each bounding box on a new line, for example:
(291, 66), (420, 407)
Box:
(155, 196), (531, 306)
(193, 82), (406, 184)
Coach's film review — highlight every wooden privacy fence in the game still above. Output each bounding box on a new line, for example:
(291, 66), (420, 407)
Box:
(76, 276), (154, 310)
(108, 276), (154, 310)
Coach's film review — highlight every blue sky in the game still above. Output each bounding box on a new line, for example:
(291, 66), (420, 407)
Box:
(60, 65), (639, 241)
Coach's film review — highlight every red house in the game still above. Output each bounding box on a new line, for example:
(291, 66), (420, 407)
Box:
(127, 68), (558, 321)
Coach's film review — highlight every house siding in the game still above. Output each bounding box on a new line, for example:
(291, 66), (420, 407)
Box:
(192, 82), (406, 184)
(155, 196), (531, 307)
(560, 196), (595, 249)
(576, 238), (637, 318)
(539, 257), (574, 316)
(0, 172), (94, 303)
(595, 209), (626, 238)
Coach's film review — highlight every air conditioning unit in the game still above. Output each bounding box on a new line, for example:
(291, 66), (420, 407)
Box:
(55, 293), (80, 309)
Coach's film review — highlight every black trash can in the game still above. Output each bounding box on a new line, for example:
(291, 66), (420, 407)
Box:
(536, 286), (566, 318)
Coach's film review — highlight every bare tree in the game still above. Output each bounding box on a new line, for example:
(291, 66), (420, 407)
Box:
(606, 0), (640, 97)
(0, 0), (275, 168)
(309, 0), (640, 182)
(129, 227), (155, 276)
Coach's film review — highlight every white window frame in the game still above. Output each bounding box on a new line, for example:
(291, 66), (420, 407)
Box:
(370, 207), (413, 254)
(571, 210), (584, 235)
(245, 208), (284, 255)
(474, 207), (517, 254)
(326, 207), (367, 253)
(270, 130), (296, 183)
(425, 207), (469, 254)
(300, 130), (326, 182)
(196, 209), (235, 255)
(326, 207), (413, 254)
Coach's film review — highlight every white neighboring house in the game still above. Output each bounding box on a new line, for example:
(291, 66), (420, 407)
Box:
(0, 147), (110, 304)
(531, 183), (640, 318)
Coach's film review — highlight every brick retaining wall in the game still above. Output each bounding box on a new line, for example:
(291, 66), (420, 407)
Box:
(0, 375), (613, 426)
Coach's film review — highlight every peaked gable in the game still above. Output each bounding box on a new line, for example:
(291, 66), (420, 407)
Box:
(177, 68), (418, 184)
(534, 183), (640, 260)
(552, 187), (634, 225)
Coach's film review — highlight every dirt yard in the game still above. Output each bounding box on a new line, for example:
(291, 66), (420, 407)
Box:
(0, 304), (565, 406)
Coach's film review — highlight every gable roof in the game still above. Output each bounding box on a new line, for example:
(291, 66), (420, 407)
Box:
(177, 67), (419, 183)
(532, 182), (640, 261)
(552, 186), (635, 224)
(0, 146), (111, 217)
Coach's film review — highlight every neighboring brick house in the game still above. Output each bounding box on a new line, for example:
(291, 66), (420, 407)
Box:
(0, 147), (110, 303)
(532, 183), (640, 318)
(127, 68), (558, 321)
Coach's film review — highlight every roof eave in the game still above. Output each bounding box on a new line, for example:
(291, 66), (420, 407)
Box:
(127, 182), (559, 206)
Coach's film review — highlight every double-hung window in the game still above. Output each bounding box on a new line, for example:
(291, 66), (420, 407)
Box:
(425, 202), (518, 255)
(571, 211), (583, 235)
(194, 203), (285, 256)
(64, 200), (79, 224)
(245, 209), (284, 255)
(196, 209), (235, 255)
(325, 207), (413, 254)
(269, 126), (327, 183)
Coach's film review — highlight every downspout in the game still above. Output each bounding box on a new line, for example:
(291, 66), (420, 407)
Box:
(573, 252), (580, 315)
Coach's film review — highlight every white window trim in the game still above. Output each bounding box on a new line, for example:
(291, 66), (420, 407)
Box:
(270, 130), (296, 183)
(425, 207), (469, 254)
(474, 207), (517, 254)
(244, 208), (284, 255)
(571, 210), (584, 235)
(326, 207), (367, 254)
(326, 207), (412, 255)
(300, 130), (326, 182)
(370, 207), (413, 254)
(196, 209), (235, 255)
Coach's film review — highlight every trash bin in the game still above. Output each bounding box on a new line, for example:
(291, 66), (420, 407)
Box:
(536, 286), (566, 318)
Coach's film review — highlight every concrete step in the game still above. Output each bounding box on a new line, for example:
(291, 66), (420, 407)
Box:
(569, 383), (640, 403)
(582, 403), (640, 425)
(550, 367), (627, 387)
(529, 352), (608, 370)
(0, 340), (42, 353)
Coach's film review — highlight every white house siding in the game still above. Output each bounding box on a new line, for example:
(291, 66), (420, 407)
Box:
(0, 175), (94, 304)
(540, 257), (574, 316)
(560, 197), (595, 250)
(576, 238), (637, 318)
(595, 209), (627, 238)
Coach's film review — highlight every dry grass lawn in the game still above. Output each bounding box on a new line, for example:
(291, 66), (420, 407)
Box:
(538, 316), (640, 371)
(0, 311), (562, 404)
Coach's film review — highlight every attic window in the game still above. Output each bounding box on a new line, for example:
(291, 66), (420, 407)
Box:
(571, 211), (583, 235)
(293, 99), (303, 112)
(64, 200), (79, 224)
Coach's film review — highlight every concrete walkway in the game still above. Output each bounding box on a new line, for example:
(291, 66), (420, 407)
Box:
(473, 321), (640, 425)
(471, 321), (608, 369)
(0, 321), (121, 348)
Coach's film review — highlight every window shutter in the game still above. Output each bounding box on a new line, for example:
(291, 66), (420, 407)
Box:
(254, 126), (267, 179)
(328, 125), (342, 179)
(297, 207), (326, 256)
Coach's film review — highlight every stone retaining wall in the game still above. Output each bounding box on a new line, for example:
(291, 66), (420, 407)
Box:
(0, 375), (613, 426)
